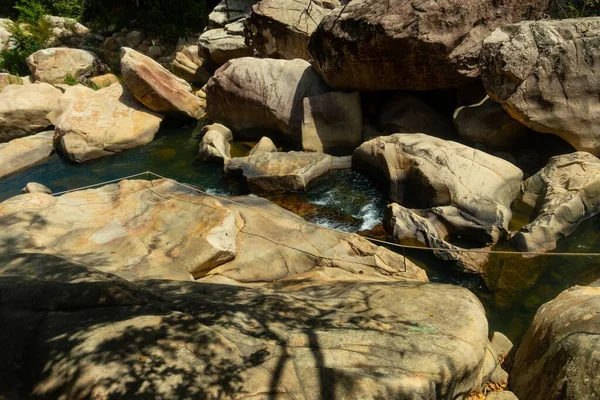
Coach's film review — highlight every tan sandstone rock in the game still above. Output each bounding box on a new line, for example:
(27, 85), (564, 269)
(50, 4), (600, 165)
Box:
(120, 47), (206, 119)
(248, 136), (277, 156)
(225, 151), (351, 194)
(198, 130), (232, 163)
(0, 83), (62, 143)
(55, 83), (164, 162)
(481, 18), (600, 155)
(170, 37), (212, 84)
(512, 152), (600, 253)
(0, 131), (54, 178)
(26, 47), (101, 84)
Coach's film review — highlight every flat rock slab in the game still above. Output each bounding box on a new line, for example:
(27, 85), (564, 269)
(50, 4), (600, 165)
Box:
(224, 151), (351, 193)
(0, 131), (54, 178)
(0, 255), (494, 399)
(481, 18), (600, 155)
(512, 152), (600, 253)
(0, 83), (62, 143)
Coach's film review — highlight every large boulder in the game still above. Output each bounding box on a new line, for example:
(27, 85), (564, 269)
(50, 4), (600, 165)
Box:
(246, 0), (340, 60)
(225, 151), (351, 194)
(308, 0), (549, 91)
(0, 178), (426, 285)
(26, 48), (102, 84)
(0, 251), (499, 398)
(453, 96), (529, 150)
(510, 284), (600, 400)
(170, 37), (212, 84)
(0, 83), (62, 143)
(207, 57), (362, 151)
(0, 131), (54, 178)
(512, 152), (600, 253)
(481, 18), (600, 155)
(120, 47), (206, 119)
(55, 83), (164, 162)
(354, 134), (523, 244)
(199, 21), (252, 66)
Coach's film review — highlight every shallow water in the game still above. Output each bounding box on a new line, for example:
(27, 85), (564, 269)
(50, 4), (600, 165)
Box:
(2, 125), (599, 343)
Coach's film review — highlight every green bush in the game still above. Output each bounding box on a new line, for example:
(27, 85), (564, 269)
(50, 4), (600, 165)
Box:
(556, 0), (600, 17)
(0, 0), (51, 75)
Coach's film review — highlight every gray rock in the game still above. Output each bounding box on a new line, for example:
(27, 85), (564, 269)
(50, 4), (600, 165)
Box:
(21, 182), (52, 194)
(379, 92), (454, 138)
(225, 151), (351, 193)
(125, 30), (144, 48)
(481, 18), (600, 156)
(491, 331), (514, 361)
(308, 0), (549, 91)
(199, 130), (232, 163)
(247, 0), (340, 60)
(208, 0), (256, 28)
(512, 152), (600, 253)
(0, 132), (54, 178)
(0, 18), (12, 51)
(199, 21), (252, 66)
(454, 96), (529, 150)
(200, 123), (233, 142)
(249, 136), (277, 156)
(510, 284), (600, 400)
(301, 91), (363, 155)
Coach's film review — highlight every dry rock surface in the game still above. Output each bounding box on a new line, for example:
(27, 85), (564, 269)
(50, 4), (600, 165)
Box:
(512, 152), (600, 253)
(26, 47), (102, 84)
(0, 83), (62, 143)
(308, 0), (549, 91)
(199, 21), (252, 66)
(55, 83), (164, 162)
(510, 283), (600, 400)
(121, 47), (206, 119)
(247, 0), (340, 60)
(481, 18), (600, 155)
(225, 151), (351, 193)
(0, 131), (54, 178)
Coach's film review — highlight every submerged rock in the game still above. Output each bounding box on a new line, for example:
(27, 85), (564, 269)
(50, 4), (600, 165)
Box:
(481, 18), (600, 155)
(308, 0), (549, 91)
(510, 284), (600, 400)
(0, 131), (54, 178)
(225, 151), (351, 194)
(354, 134), (523, 244)
(0, 83), (62, 143)
(247, 0), (340, 60)
(453, 96), (529, 150)
(512, 152), (600, 253)
(55, 83), (164, 162)
(26, 47), (102, 84)
(121, 47), (206, 119)
(0, 252), (497, 399)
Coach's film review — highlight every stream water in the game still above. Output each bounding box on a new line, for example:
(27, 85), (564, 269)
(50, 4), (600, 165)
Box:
(2, 125), (599, 343)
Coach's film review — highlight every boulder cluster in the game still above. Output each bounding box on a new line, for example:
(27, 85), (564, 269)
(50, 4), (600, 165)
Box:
(1, 0), (600, 398)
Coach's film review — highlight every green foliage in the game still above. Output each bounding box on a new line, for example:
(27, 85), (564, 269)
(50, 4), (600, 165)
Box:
(0, 0), (51, 75)
(559, 0), (600, 17)
(64, 73), (78, 85)
(48, 0), (85, 20)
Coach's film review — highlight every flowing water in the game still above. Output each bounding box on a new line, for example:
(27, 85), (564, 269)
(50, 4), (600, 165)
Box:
(2, 125), (599, 343)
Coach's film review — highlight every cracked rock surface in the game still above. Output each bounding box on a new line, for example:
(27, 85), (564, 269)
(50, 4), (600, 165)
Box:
(512, 152), (600, 253)
(481, 18), (600, 155)
(55, 82), (164, 162)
